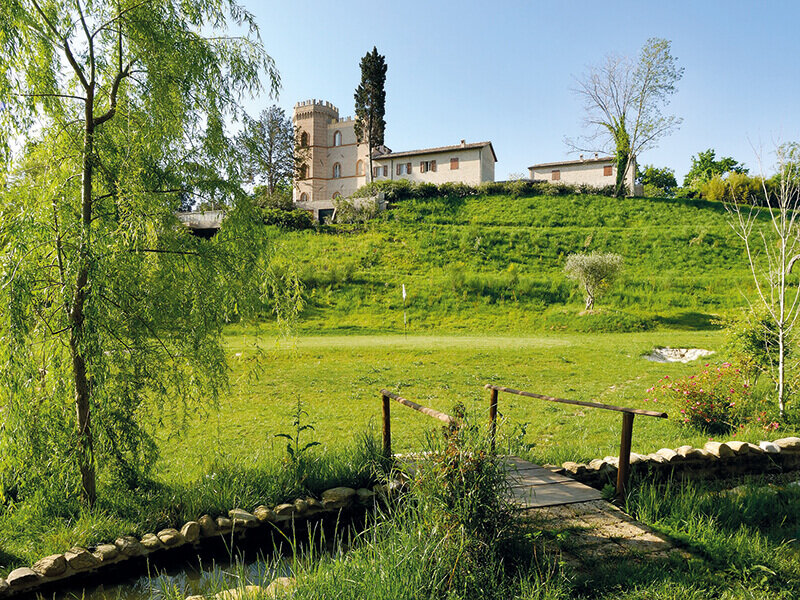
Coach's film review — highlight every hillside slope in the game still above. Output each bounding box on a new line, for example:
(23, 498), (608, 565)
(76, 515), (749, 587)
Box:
(274, 193), (759, 333)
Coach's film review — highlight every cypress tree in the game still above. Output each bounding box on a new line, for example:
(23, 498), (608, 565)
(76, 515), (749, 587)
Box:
(354, 47), (388, 183)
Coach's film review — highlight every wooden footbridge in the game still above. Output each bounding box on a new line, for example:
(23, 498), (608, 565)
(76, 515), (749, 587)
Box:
(379, 384), (667, 505)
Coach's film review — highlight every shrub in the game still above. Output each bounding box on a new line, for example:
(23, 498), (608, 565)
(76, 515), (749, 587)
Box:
(564, 251), (623, 310)
(646, 363), (772, 435)
(261, 207), (314, 230)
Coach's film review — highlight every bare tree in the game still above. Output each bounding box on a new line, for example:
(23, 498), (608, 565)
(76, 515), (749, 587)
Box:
(568, 38), (683, 197)
(727, 143), (800, 417)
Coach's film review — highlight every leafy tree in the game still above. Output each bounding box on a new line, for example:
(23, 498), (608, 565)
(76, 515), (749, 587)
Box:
(637, 164), (677, 196)
(236, 106), (306, 199)
(564, 252), (623, 311)
(683, 149), (748, 188)
(354, 47), (387, 183)
(569, 38), (684, 197)
(0, 0), (278, 506)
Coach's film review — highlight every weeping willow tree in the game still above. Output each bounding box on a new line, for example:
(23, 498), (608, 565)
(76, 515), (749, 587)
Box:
(0, 0), (282, 507)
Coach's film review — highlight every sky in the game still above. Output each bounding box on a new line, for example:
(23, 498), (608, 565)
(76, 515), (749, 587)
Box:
(240, 0), (800, 182)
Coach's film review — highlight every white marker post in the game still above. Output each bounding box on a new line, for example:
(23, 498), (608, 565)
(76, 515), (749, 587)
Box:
(402, 283), (407, 337)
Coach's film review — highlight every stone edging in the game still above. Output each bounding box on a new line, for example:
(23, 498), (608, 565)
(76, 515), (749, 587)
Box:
(550, 437), (800, 490)
(0, 483), (396, 598)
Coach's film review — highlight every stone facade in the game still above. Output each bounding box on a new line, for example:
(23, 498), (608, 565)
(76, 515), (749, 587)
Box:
(292, 99), (496, 221)
(529, 155), (641, 195)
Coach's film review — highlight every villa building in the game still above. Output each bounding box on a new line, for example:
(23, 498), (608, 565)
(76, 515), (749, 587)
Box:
(528, 154), (640, 195)
(292, 99), (496, 221)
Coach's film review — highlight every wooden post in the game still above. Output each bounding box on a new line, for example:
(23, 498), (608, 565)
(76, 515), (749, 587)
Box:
(616, 412), (635, 501)
(489, 387), (499, 453)
(382, 392), (391, 458)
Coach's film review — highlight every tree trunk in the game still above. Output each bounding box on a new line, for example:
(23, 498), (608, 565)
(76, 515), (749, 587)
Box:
(585, 292), (594, 311)
(70, 97), (97, 507)
(615, 153), (629, 198)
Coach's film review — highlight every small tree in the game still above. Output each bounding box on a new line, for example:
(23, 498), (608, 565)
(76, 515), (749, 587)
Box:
(727, 143), (800, 418)
(684, 148), (748, 189)
(236, 106), (297, 197)
(569, 38), (683, 197)
(564, 252), (623, 311)
(354, 47), (387, 183)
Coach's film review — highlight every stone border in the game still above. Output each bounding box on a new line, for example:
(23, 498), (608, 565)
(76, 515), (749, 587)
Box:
(0, 483), (397, 598)
(551, 437), (800, 490)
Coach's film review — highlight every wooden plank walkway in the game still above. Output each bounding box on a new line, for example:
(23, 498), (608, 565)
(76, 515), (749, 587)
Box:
(503, 456), (602, 508)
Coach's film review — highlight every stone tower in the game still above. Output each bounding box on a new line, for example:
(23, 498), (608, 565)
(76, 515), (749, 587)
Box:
(292, 99), (339, 205)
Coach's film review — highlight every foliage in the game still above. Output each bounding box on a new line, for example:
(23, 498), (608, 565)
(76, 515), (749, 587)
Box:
(236, 106), (305, 197)
(354, 46), (387, 182)
(261, 207), (314, 230)
(0, 0), (278, 505)
(254, 181), (294, 211)
(569, 38), (684, 197)
(275, 399), (321, 486)
(647, 363), (756, 434)
(333, 196), (380, 224)
(637, 164), (678, 196)
(722, 306), (787, 388)
(684, 148), (748, 189)
(564, 252), (623, 310)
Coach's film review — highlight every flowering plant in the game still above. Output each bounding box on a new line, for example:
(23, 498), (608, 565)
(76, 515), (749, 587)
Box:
(645, 363), (752, 434)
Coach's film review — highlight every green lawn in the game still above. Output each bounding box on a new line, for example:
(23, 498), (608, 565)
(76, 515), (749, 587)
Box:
(157, 327), (790, 482)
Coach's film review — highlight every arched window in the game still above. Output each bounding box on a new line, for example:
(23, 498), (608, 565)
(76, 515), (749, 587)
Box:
(333, 131), (342, 146)
(300, 131), (309, 147)
(300, 192), (308, 202)
(299, 164), (308, 179)
(333, 163), (341, 178)
(356, 160), (364, 176)
(332, 192), (341, 200)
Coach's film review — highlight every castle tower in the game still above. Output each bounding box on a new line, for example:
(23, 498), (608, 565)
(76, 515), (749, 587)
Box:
(292, 100), (339, 207)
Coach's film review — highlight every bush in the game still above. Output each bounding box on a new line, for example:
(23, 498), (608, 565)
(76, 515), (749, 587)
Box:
(261, 207), (314, 230)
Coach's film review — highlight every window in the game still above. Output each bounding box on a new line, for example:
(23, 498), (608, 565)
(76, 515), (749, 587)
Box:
(333, 130), (342, 146)
(356, 160), (364, 176)
(450, 157), (459, 170)
(603, 165), (613, 176)
(373, 166), (381, 178)
(420, 160), (436, 173)
(300, 131), (308, 147)
(551, 170), (560, 181)
(407, 162), (412, 174)
(332, 192), (341, 200)
(383, 165), (388, 177)
(300, 192), (308, 202)
(396, 163), (413, 176)
(333, 163), (341, 178)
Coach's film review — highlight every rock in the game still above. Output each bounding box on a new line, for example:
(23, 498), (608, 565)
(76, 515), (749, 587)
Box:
(32, 554), (66, 577)
(115, 536), (146, 557)
(760, 441), (780, 454)
(321, 487), (356, 509)
(602, 456), (620, 467)
(696, 449), (717, 460)
(140, 533), (163, 551)
(254, 505), (276, 523)
(216, 517), (233, 532)
(93, 543), (119, 562)
(774, 437), (800, 451)
(656, 448), (680, 462)
(676, 445), (705, 459)
(0, 578), (8, 593)
(725, 441), (750, 455)
(356, 488), (376, 504)
(746, 443), (765, 455)
(588, 458), (607, 470)
(198, 514), (218, 536)
(6, 567), (38, 587)
(228, 508), (259, 528)
(265, 576), (296, 597)
(181, 521), (201, 543)
(293, 499), (308, 514)
(305, 497), (324, 513)
(647, 453), (667, 464)
(65, 547), (101, 571)
(704, 441), (734, 459)
(629, 452), (647, 465)
(215, 585), (266, 599)
(562, 461), (587, 476)
(156, 528), (185, 547)
(274, 503), (296, 517)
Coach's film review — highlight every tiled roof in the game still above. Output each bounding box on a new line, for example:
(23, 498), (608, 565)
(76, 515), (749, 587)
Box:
(529, 156), (614, 169)
(377, 141), (497, 162)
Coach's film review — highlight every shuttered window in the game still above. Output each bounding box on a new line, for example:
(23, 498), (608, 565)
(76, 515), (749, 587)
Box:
(407, 162), (412, 174)
(431, 160), (437, 172)
(420, 161), (426, 173)
(551, 170), (560, 181)
(383, 166), (388, 177)
(450, 158), (459, 170)
(603, 165), (613, 176)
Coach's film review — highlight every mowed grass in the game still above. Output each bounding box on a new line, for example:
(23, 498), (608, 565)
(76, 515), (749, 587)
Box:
(156, 327), (791, 482)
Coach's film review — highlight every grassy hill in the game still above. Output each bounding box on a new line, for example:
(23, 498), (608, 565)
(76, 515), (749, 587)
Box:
(274, 193), (757, 333)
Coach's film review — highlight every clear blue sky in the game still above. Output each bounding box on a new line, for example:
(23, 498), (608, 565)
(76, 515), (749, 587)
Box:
(242, 0), (800, 182)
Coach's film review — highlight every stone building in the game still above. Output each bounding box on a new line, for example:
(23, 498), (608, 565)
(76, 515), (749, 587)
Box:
(528, 154), (640, 195)
(292, 99), (496, 221)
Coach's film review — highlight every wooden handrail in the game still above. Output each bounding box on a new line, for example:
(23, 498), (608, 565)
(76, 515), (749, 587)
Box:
(484, 385), (667, 418)
(485, 383), (667, 500)
(380, 389), (456, 457)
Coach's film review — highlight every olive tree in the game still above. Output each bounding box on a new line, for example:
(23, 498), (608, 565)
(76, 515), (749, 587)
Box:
(564, 252), (623, 311)
(0, 0), (278, 506)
